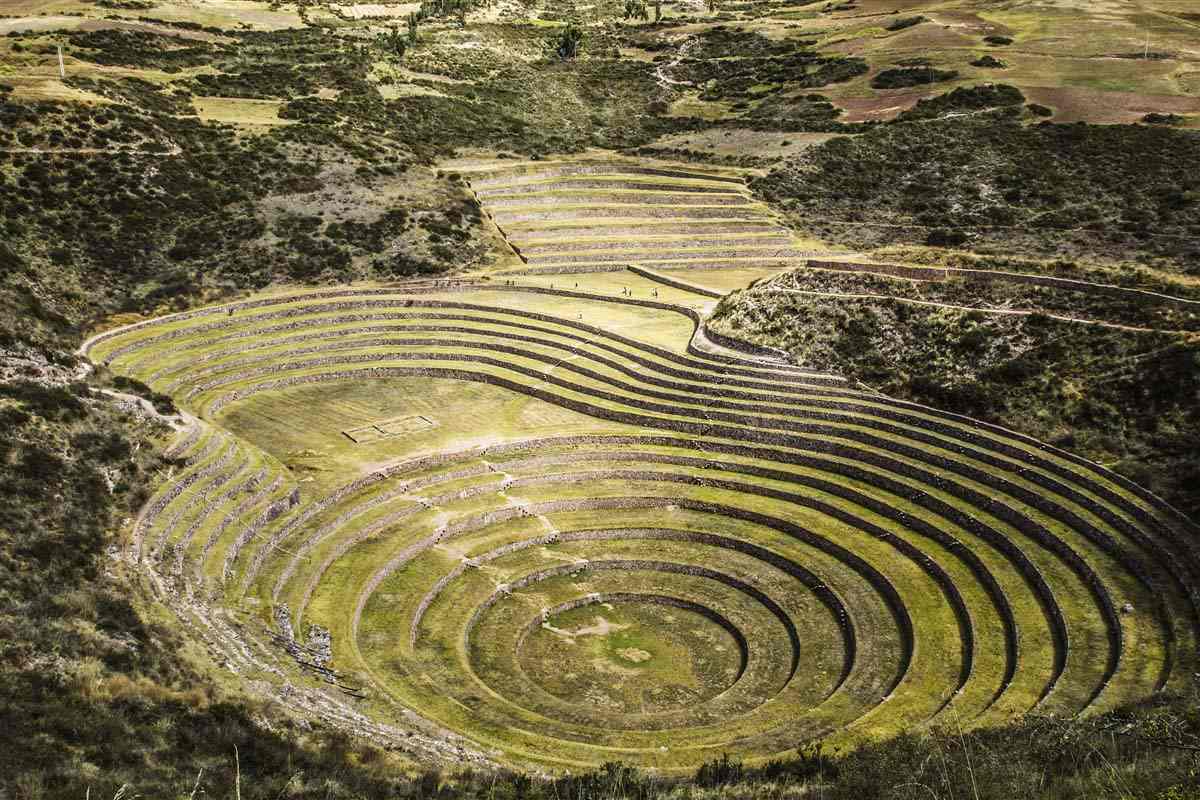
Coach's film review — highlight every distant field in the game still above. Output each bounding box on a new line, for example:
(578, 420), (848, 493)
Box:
(193, 95), (290, 126)
(701, 0), (1200, 124)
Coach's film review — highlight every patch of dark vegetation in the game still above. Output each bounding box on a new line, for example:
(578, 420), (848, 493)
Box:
(1143, 112), (1184, 126)
(971, 54), (1007, 68)
(324, 208), (409, 251)
(753, 116), (1200, 270)
(737, 92), (861, 132)
(771, 266), (1200, 331)
(984, 35), (1013, 46)
(631, 27), (867, 102)
(1115, 51), (1173, 60)
(194, 28), (372, 98)
(69, 75), (194, 115)
(101, 370), (179, 415)
(0, 99), (321, 312)
(713, 285), (1200, 517)
(67, 29), (218, 71)
(668, 27), (816, 60)
(629, 144), (748, 166)
(188, 65), (316, 99)
(896, 83), (1024, 122)
(95, 0), (157, 8)
(870, 66), (958, 89)
(884, 15), (925, 32)
(0, 89), (174, 150)
(1028, 102), (1054, 117)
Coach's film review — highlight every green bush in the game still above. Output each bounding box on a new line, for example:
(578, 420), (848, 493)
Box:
(870, 67), (958, 89)
(897, 83), (1024, 121)
(971, 54), (1007, 68)
(884, 15), (924, 32)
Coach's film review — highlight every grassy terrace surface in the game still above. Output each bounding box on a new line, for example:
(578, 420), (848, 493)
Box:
(448, 157), (817, 275)
(83, 276), (1200, 772)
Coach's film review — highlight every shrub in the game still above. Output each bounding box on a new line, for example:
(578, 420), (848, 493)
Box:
(884, 15), (924, 32)
(554, 24), (584, 59)
(1142, 112), (1183, 125)
(870, 67), (958, 89)
(971, 54), (1007, 68)
(926, 228), (968, 247)
(897, 83), (1024, 121)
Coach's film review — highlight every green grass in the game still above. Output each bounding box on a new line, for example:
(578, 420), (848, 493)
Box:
(77, 279), (1198, 773)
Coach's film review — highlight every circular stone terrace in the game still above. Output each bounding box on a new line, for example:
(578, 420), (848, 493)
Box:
(82, 159), (1200, 773)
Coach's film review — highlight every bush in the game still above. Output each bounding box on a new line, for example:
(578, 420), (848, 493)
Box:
(870, 67), (958, 89)
(110, 375), (178, 415)
(554, 24), (584, 59)
(897, 83), (1024, 121)
(1142, 112), (1183, 126)
(884, 15), (925, 32)
(926, 228), (968, 247)
(971, 54), (1007, 68)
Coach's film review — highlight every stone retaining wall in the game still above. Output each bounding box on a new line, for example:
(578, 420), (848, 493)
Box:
(200, 472), (280, 579)
(476, 179), (746, 197)
(466, 163), (745, 189)
(529, 247), (806, 266)
(492, 206), (760, 224)
(505, 221), (781, 242)
(487, 193), (753, 209)
(520, 235), (794, 256)
(626, 265), (724, 299)
(207, 364), (1179, 700)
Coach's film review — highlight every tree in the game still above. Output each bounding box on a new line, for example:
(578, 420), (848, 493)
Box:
(654, 0), (662, 22)
(706, 0), (717, 12)
(555, 23), (583, 59)
(385, 25), (407, 58)
(623, 0), (648, 20)
(407, 12), (419, 45)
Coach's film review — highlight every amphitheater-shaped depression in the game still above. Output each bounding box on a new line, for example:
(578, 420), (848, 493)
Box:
(85, 274), (1200, 770)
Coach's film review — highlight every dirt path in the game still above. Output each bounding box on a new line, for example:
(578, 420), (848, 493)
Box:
(654, 36), (696, 91)
(98, 388), (192, 427)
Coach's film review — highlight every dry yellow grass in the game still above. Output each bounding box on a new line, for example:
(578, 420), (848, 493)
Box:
(192, 96), (292, 127)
